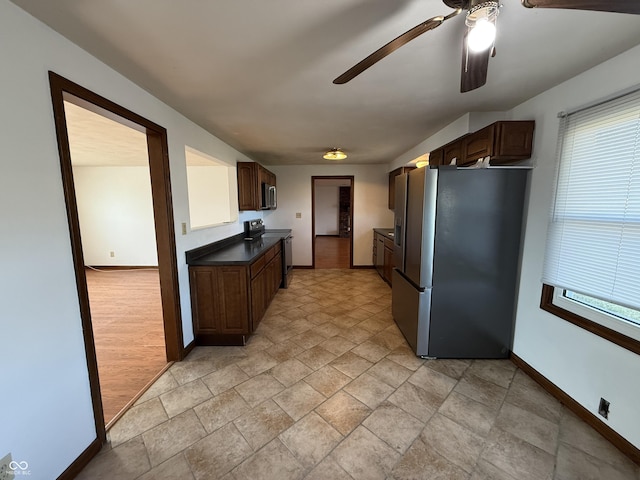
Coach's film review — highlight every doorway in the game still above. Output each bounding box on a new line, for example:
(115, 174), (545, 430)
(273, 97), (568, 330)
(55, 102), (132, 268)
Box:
(65, 99), (169, 426)
(312, 176), (354, 269)
(49, 72), (183, 441)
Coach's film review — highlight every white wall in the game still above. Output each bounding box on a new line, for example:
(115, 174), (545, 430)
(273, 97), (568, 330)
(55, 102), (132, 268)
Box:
(389, 114), (471, 171)
(73, 166), (158, 266)
(186, 165), (233, 229)
(265, 164), (394, 266)
(314, 185), (339, 235)
(510, 44), (640, 448)
(0, 1), (257, 477)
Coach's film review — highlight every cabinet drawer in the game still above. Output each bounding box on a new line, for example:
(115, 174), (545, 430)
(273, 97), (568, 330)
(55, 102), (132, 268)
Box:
(383, 236), (394, 250)
(265, 245), (275, 262)
(250, 255), (266, 278)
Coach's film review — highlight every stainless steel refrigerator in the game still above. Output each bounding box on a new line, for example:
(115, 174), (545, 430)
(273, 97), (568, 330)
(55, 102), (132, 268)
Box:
(392, 166), (529, 358)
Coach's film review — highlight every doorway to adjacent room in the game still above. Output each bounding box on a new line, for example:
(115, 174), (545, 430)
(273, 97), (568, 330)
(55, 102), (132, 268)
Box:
(49, 73), (183, 441)
(311, 176), (354, 269)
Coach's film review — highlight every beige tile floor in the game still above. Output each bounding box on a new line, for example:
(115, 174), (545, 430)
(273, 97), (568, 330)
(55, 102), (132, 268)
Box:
(77, 269), (640, 480)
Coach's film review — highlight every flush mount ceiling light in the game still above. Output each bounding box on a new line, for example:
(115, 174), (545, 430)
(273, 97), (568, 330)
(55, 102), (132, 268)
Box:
(323, 148), (347, 160)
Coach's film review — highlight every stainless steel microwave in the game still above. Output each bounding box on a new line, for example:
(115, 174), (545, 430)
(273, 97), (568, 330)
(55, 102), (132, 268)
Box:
(261, 183), (277, 209)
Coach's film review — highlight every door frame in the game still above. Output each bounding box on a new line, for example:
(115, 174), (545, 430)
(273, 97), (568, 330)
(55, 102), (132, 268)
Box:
(311, 176), (354, 269)
(48, 72), (183, 442)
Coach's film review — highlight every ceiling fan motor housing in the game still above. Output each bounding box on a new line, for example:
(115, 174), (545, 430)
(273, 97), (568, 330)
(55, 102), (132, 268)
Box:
(443, 0), (470, 10)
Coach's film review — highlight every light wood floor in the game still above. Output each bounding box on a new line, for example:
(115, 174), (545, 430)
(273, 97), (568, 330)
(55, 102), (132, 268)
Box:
(85, 268), (167, 425)
(315, 235), (351, 269)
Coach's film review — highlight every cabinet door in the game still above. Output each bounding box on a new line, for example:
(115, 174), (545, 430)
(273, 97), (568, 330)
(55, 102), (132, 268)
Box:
(462, 125), (494, 165)
(251, 270), (267, 330)
(443, 141), (464, 166)
(190, 267), (220, 334)
(237, 162), (258, 210)
(384, 246), (394, 286)
(429, 148), (444, 167)
(492, 121), (534, 163)
(217, 266), (250, 333)
(375, 234), (385, 277)
(271, 252), (282, 297)
(388, 168), (400, 210)
(190, 266), (249, 335)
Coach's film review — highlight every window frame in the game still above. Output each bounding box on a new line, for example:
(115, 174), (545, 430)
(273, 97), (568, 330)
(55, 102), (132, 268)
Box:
(539, 85), (640, 356)
(540, 284), (640, 355)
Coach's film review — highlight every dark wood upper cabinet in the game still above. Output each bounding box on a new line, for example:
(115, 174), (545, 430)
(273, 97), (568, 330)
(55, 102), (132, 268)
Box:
(388, 166), (415, 210)
(443, 138), (467, 166)
(462, 125), (494, 165)
(492, 121), (535, 163)
(428, 120), (535, 168)
(237, 162), (258, 210)
(460, 121), (535, 166)
(237, 161), (277, 211)
(429, 148), (444, 167)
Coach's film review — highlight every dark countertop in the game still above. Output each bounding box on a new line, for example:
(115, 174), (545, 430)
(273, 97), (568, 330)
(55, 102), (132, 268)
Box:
(186, 229), (292, 266)
(263, 229), (292, 239)
(374, 228), (394, 238)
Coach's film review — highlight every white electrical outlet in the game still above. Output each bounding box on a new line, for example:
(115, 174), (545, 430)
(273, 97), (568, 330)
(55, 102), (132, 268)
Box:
(0, 453), (13, 480)
(296, 212), (302, 219)
(109, 251), (115, 258)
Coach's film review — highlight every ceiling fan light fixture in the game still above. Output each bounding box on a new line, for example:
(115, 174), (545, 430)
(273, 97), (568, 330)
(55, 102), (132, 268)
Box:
(466, 1), (499, 53)
(323, 148), (347, 160)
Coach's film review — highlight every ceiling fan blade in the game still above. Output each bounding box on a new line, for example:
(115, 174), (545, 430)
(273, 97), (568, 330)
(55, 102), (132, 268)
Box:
(333, 9), (462, 84)
(460, 29), (491, 93)
(521, 0), (640, 15)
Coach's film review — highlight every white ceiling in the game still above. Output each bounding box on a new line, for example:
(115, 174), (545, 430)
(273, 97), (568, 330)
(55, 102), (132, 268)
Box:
(65, 101), (149, 167)
(14, 0), (640, 166)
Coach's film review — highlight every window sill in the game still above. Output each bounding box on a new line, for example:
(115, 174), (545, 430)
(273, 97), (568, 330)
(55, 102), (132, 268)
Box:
(540, 284), (640, 356)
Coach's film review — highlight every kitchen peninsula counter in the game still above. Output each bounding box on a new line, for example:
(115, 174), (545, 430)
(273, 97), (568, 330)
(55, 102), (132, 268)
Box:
(185, 230), (291, 266)
(185, 229), (291, 346)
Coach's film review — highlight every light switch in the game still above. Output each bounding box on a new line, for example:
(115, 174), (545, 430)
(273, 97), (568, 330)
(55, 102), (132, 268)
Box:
(181, 222), (187, 235)
(296, 212), (302, 219)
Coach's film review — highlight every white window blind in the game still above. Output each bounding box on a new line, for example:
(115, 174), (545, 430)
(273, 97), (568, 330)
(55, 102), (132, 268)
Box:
(542, 87), (640, 311)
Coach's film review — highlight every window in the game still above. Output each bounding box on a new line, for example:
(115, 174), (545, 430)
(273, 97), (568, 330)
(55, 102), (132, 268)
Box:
(540, 87), (640, 354)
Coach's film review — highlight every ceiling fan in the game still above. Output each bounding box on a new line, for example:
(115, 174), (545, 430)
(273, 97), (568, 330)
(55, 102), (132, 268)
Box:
(333, 0), (640, 93)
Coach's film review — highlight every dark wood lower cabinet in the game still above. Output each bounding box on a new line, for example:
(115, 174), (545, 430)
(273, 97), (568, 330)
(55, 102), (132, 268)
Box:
(190, 243), (282, 345)
(383, 244), (394, 286)
(373, 230), (394, 286)
(251, 251), (282, 331)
